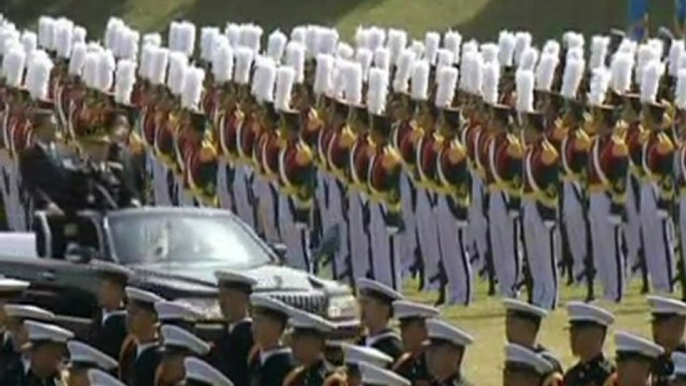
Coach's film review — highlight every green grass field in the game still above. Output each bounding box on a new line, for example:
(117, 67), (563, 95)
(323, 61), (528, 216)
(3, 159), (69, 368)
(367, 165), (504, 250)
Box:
(403, 278), (655, 386)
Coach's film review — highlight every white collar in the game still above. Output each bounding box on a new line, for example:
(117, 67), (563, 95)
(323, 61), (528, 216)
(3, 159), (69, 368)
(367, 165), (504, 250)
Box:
(136, 341), (158, 358)
(228, 317), (252, 333)
(101, 308), (126, 324)
(22, 356), (30, 374)
(366, 329), (399, 347)
(260, 346), (291, 365)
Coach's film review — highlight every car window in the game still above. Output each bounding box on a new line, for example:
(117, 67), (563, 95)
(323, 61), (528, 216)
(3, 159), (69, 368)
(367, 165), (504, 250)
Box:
(107, 212), (274, 268)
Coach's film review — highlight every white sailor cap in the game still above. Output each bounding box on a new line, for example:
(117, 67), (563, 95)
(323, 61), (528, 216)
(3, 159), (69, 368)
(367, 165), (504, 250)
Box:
(614, 331), (664, 359)
(673, 351), (686, 377)
(0, 277), (29, 293)
(4, 304), (55, 322)
(155, 301), (203, 323)
(393, 300), (439, 321)
(504, 343), (553, 375)
(647, 296), (686, 316)
(358, 362), (410, 386)
(161, 324), (211, 356)
(566, 301), (615, 327)
(25, 320), (74, 344)
(250, 294), (292, 318)
(341, 343), (393, 368)
(214, 270), (258, 289)
(356, 278), (403, 303)
(125, 287), (165, 307)
(68, 341), (118, 370)
(503, 299), (548, 320)
(184, 357), (234, 386)
(426, 318), (474, 348)
(288, 309), (336, 333)
(88, 368), (127, 386)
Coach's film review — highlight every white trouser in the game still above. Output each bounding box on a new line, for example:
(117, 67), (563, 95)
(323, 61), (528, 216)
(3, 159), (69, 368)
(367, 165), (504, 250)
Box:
(216, 159), (234, 211)
(467, 172), (489, 272)
(562, 181), (587, 282)
(254, 178), (280, 243)
(416, 188), (442, 290)
(348, 191), (370, 281)
(522, 200), (559, 310)
(399, 173), (418, 275)
(640, 182), (675, 293)
(278, 193), (311, 272)
(233, 166), (255, 229)
(488, 191), (520, 298)
(436, 195), (473, 305)
(152, 158), (172, 207)
(624, 174), (643, 274)
(369, 202), (401, 290)
(589, 191), (626, 302)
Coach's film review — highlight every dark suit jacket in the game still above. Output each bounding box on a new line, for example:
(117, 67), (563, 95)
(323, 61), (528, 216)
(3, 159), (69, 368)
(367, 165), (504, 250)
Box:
(248, 348), (294, 386)
(88, 309), (128, 361)
(209, 320), (254, 386)
(120, 342), (162, 386)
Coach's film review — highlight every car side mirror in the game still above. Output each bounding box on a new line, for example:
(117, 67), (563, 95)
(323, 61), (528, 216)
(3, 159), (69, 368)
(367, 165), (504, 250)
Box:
(269, 243), (288, 264)
(65, 244), (100, 264)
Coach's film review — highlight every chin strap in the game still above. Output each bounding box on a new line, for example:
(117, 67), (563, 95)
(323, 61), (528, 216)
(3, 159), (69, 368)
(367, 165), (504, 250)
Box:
(541, 372), (563, 386)
(601, 372), (618, 386)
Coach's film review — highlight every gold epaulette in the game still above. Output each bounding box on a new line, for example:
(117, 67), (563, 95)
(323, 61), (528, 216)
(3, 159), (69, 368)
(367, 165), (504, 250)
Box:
(447, 140), (467, 164)
(506, 134), (524, 158)
(129, 132), (145, 155)
(295, 142), (313, 166)
(339, 126), (357, 149)
(392, 352), (413, 372)
(200, 141), (218, 162)
(551, 120), (568, 143)
(656, 132), (675, 155)
(382, 147), (402, 171)
(611, 135), (629, 157)
(282, 365), (306, 386)
(307, 109), (323, 131)
(637, 127), (650, 144)
(574, 129), (592, 152)
(541, 141), (559, 166)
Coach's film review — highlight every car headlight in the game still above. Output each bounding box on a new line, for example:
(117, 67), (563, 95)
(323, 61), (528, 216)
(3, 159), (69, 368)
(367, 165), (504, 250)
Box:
(176, 298), (223, 321)
(327, 294), (358, 319)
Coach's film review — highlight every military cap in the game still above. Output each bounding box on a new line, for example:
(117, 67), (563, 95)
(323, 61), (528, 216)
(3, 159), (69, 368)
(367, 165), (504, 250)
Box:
(184, 357), (235, 386)
(566, 301), (615, 327)
(0, 277), (29, 293)
(357, 278), (403, 304)
(261, 101), (281, 126)
(279, 110), (301, 132)
(88, 368), (127, 386)
(490, 103), (513, 126)
(190, 111), (209, 133)
(503, 299), (548, 321)
(68, 341), (118, 370)
(672, 351), (686, 377)
(161, 324), (211, 356)
(288, 309), (336, 333)
(427, 318), (474, 348)
(623, 93), (642, 113)
(91, 261), (132, 286)
(370, 114), (393, 138)
(647, 296), (686, 316)
(358, 362), (410, 386)
(645, 102), (668, 125)
(392, 300), (439, 321)
(126, 287), (165, 306)
(341, 343), (393, 368)
(565, 99), (586, 122)
(25, 320), (74, 345)
(505, 343), (553, 375)
(155, 301), (203, 324)
(614, 331), (664, 359)
(442, 107), (462, 131)
(4, 304), (55, 322)
(250, 293), (292, 321)
(214, 270), (258, 291)
(525, 111), (546, 132)
(591, 104), (620, 128)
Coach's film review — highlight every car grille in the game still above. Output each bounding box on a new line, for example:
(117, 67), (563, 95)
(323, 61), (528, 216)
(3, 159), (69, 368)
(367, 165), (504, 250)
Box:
(269, 292), (328, 315)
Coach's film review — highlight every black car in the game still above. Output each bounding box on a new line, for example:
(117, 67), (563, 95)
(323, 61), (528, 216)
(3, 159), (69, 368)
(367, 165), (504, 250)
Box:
(0, 207), (359, 339)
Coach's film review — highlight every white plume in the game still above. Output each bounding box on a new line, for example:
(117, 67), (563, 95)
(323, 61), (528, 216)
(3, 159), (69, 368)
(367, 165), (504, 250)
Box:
(96, 50), (116, 92)
(200, 27), (220, 62)
(424, 31), (441, 65)
(410, 59), (430, 101)
(481, 60), (499, 105)
(518, 47), (539, 72)
(72, 26), (86, 45)
(115, 59), (137, 105)
(387, 29), (408, 67)
(366, 26), (386, 52)
(434, 65), (458, 108)
(314, 53), (334, 96)
(2, 46), (26, 87)
(443, 30), (462, 64)
(589, 35), (610, 70)
(142, 33), (161, 48)
(317, 28), (339, 56)
(336, 42), (354, 60)
(26, 55), (53, 100)
(20, 30), (37, 55)
(345, 62), (363, 105)
(480, 43), (499, 64)
(393, 48), (417, 93)
(285, 42), (306, 84)
(238, 24), (262, 53)
(212, 42), (234, 84)
(498, 30), (516, 67)
(253, 59), (277, 103)
(535, 53), (558, 91)
(167, 51), (189, 96)
(181, 66), (205, 111)
(373, 47), (391, 72)
(560, 56), (585, 99)
(513, 32), (532, 65)
(54, 18), (74, 59)
(233, 47), (254, 85)
(150, 47), (169, 86)
(37, 16), (56, 50)
(639, 60), (665, 104)
(68, 42), (87, 77)
(225, 23), (241, 48)
(436, 49), (454, 72)
(274, 66), (296, 112)
(305, 25), (322, 58)
(409, 40), (425, 60)
(82, 51), (100, 89)
(515, 69), (534, 113)
(355, 47), (374, 81)
(542, 40), (561, 57)
(669, 40), (685, 76)
(367, 67), (389, 115)
(610, 52), (634, 95)
(587, 66), (612, 106)
(266, 29), (288, 63)
(676, 69), (686, 110)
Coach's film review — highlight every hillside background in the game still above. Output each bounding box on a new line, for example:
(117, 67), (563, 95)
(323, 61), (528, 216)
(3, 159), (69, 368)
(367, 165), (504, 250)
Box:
(0, 0), (677, 42)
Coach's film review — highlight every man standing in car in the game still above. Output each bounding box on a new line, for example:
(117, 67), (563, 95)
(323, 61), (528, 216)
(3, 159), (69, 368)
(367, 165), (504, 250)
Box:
(88, 263), (131, 361)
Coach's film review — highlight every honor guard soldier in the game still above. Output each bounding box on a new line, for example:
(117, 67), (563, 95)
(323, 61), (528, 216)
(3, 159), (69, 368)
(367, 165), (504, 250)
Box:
(210, 270), (256, 386)
(324, 344), (393, 386)
(605, 331), (665, 386)
(88, 262), (130, 361)
(647, 296), (686, 386)
(425, 318), (474, 386)
(9, 321), (74, 386)
(358, 362), (410, 386)
(184, 357), (235, 386)
(155, 301), (203, 332)
(391, 300), (438, 386)
(0, 278), (30, 382)
(283, 309), (336, 386)
(355, 278), (403, 361)
(503, 299), (563, 373)
(66, 341), (119, 386)
(563, 302), (616, 386)
(155, 324), (212, 386)
(88, 368), (128, 386)
(675, 70), (686, 284)
(119, 287), (164, 386)
(503, 343), (563, 386)
(672, 352), (686, 386)
(247, 294), (295, 386)
(1, 305), (55, 385)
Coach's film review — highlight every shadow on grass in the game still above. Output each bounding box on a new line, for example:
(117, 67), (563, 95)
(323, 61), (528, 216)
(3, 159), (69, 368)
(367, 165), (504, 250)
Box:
(1, 0), (126, 34)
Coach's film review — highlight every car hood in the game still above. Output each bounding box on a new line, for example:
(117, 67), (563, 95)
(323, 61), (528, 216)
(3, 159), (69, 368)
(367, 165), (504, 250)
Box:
(129, 261), (348, 296)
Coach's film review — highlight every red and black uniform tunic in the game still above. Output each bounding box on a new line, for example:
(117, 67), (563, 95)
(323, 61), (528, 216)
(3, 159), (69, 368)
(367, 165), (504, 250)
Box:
(625, 121), (647, 178)
(368, 144), (403, 229)
(237, 110), (258, 166)
(416, 132), (442, 192)
(561, 127), (592, 182)
(255, 130), (280, 180)
(524, 138), (560, 221)
(141, 106), (158, 149)
(588, 133), (629, 209)
(487, 132), (523, 194)
(437, 137), (470, 220)
(154, 113), (178, 171)
(643, 130), (675, 209)
(280, 138), (315, 224)
(327, 124), (355, 184)
(301, 108), (323, 156)
(393, 120), (422, 180)
(186, 141), (219, 206)
(218, 105), (242, 161)
(349, 133), (373, 192)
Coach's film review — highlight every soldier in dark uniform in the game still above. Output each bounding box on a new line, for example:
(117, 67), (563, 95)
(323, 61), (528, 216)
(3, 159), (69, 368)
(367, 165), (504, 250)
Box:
(119, 286), (164, 386)
(155, 324), (211, 386)
(563, 302), (615, 386)
(247, 293), (295, 386)
(65, 340), (119, 386)
(0, 277), (30, 384)
(88, 263), (130, 361)
(607, 331), (665, 386)
(503, 299), (563, 373)
(155, 300), (203, 332)
(209, 270), (256, 386)
(323, 343), (394, 386)
(391, 300), (438, 386)
(646, 296), (686, 386)
(503, 343), (563, 386)
(7, 320), (74, 386)
(355, 278), (403, 361)
(283, 309), (336, 386)
(358, 362), (410, 386)
(425, 318), (474, 386)
(184, 356), (235, 386)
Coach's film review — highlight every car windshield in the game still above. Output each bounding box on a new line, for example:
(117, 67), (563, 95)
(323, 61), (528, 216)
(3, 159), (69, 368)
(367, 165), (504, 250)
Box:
(107, 211), (274, 268)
